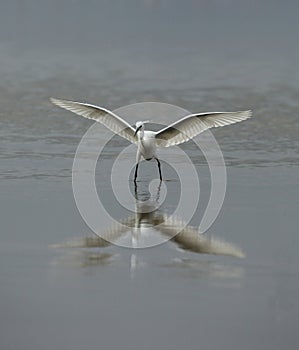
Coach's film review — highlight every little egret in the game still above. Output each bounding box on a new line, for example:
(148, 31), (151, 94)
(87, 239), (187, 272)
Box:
(50, 98), (252, 181)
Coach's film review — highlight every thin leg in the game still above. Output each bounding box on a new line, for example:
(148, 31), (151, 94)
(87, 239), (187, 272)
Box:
(134, 180), (138, 199)
(156, 158), (162, 181)
(156, 180), (162, 201)
(134, 163), (139, 183)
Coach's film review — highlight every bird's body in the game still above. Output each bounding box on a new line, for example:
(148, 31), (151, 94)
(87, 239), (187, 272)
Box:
(137, 130), (157, 161)
(50, 98), (252, 181)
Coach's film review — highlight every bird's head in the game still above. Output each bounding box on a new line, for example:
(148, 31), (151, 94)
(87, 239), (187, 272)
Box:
(134, 121), (146, 137)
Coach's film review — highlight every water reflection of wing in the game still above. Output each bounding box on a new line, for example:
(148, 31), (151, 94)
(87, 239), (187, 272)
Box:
(163, 259), (244, 280)
(51, 210), (166, 249)
(51, 210), (244, 258)
(50, 251), (115, 268)
(156, 216), (245, 258)
(51, 217), (136, 249)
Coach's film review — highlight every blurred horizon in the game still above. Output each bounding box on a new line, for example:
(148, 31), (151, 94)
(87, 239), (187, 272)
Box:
(0, 0), (298, 91)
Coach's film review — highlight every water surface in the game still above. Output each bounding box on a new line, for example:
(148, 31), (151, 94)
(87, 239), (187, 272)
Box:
(1, 1), (299, 349)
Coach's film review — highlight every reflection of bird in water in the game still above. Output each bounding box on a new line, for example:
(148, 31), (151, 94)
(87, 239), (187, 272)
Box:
(50, 97), (251, 181)
(52, 213), (244, 258)
(52, 183), (244, 259)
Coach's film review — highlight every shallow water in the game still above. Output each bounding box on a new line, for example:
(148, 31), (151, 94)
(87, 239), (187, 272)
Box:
(1, 1), (299, 349)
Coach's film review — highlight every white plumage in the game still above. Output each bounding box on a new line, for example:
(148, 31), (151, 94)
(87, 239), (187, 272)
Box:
(50, 98), (252, 181)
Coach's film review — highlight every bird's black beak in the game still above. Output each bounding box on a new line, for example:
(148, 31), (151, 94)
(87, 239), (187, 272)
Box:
(134, 126), (141, 137)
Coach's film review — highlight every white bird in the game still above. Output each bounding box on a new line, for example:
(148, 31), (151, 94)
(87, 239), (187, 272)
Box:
(50, 98), (252, 182)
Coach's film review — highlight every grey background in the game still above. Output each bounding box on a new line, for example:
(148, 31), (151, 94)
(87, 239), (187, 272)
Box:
(0, 1), (299, 349)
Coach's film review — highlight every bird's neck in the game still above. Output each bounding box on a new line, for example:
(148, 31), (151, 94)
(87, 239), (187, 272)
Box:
(137, 130), (144, 140)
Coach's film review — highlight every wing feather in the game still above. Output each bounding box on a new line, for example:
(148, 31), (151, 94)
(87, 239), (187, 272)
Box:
(50, 98), (137, 144)
(155, 110), (252, 147)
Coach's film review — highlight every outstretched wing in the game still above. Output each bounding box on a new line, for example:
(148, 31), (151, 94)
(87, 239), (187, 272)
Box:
(50, 98), (137, 144)
(155, 110), (252, 147)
